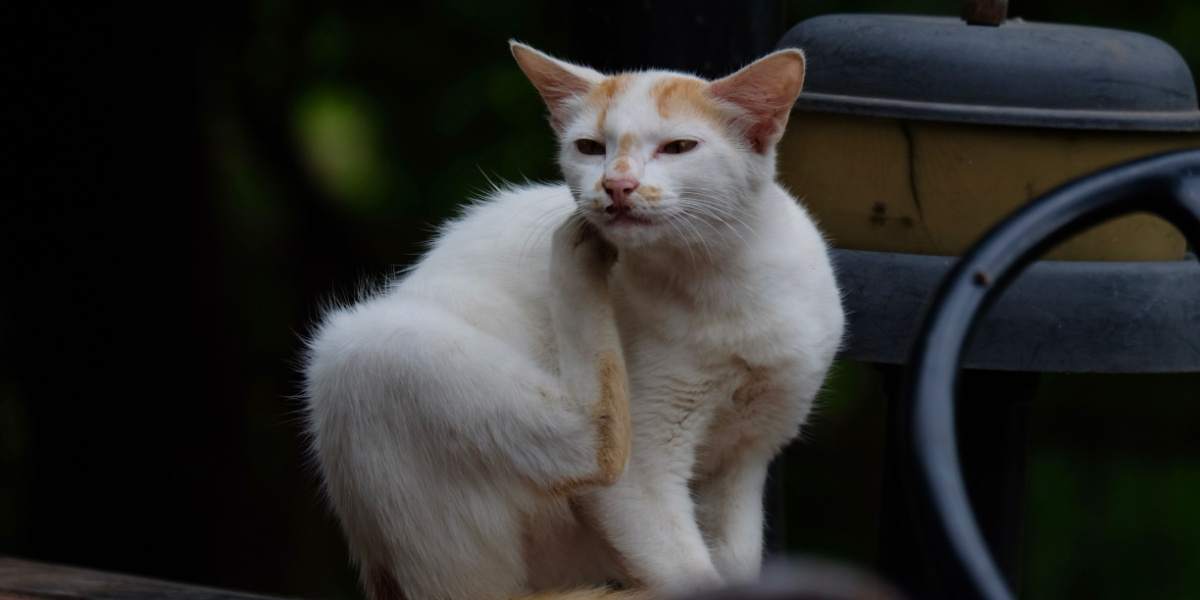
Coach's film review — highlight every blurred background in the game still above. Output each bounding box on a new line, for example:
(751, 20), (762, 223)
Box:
(4, 1), (1199, 598)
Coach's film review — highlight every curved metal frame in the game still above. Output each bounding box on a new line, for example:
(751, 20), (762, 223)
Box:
(904, 148), (1200, 600)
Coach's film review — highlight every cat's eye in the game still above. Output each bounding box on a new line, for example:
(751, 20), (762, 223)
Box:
(574, 139), (606, 155)
(660, 139), (699, 155)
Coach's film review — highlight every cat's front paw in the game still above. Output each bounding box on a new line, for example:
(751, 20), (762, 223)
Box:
(551, 216), (618, 288)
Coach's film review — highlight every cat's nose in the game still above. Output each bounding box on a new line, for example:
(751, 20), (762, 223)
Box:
(602, 177), (640, 211)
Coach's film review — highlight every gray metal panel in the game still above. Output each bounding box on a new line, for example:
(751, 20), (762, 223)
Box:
(834, 249), (1200, 372)
(779, 14), (1200, 131)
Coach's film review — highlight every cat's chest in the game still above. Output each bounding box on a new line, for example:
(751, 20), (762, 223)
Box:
(624, 352), (799, 486)
(620, 310), (762, 408)
(625, 346), (791, 446)
(612, 271), (811, 460)
(626, 354), (744, 411)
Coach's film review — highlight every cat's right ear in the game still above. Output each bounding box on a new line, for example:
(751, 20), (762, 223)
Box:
(510, 41), (602, 132)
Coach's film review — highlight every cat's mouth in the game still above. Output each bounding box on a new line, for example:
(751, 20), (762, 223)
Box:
(606, 213), (655, 227)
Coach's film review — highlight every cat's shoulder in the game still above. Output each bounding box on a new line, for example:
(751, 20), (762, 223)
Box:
(741, 182), (844, 332)
(748, 183), (836, 272)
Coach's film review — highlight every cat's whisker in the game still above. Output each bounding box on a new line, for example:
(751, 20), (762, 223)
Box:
(662, 213), (698, 268)
(684, 194), (757, 237)
(672, 211), (718, 266)
(474, 165), (507, 196)
(677, 216), (708, 268)
(685, 198), (751, 232)
(676, 210), (726, 263)
(679, 196), (753, 247)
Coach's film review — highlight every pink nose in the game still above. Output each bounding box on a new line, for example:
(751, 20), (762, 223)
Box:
(603, 177), (640, 213)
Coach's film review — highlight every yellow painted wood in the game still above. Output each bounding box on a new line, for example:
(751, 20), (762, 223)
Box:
(778, 114), (939, 255)
(779, 112), (1200, 260)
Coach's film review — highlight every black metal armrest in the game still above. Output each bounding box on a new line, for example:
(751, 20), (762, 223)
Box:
(903, 148), (1200, 600)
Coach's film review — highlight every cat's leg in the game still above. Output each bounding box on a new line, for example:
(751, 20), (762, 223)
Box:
(693, 448), (772, 584)
(695, 368), (826, 585)
(581, 406), (725, 597)
(544, 217), (632, 494)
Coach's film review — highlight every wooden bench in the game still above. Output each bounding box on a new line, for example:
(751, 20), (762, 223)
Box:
(0, 557), (294, 600)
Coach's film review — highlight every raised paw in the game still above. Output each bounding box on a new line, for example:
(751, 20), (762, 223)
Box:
(551, 215), (618, 289)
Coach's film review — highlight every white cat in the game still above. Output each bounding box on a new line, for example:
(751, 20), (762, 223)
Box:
(303, 42), (844, 600)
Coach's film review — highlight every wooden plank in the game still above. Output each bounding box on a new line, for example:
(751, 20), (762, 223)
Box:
(0, 558), (296, 600)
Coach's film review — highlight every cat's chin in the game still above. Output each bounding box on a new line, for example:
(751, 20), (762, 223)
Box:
(592, 215), (668, 248)
(607, 213), (655, 227)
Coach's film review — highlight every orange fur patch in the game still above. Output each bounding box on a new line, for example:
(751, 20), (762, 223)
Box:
(589, 75), (631, 131)
(731, 355), (771, 406)
(594, 351), (632, 482)
(544, 350), (631, 497)
(617, 133), (635, 155)
(612, 133), (637, 173)
(651, 77), (724, 124)
(594, 75), (630, 101)
(639, 185), (662, 202)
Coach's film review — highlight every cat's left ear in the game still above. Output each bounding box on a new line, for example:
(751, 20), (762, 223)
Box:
(708, 49), (806, 154)
(510, 41), (603, 132)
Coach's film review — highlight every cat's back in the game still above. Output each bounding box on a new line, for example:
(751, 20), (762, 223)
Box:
(400, 182), (571, 296)
(419, 182), (569, 267)
(369, 183), (573, 352)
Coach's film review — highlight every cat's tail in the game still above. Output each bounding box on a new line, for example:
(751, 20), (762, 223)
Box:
(513, 588), (654, 600)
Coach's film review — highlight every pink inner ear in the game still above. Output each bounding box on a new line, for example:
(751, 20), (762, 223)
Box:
(745, 118), (782, 154)
(709, 53), (804, 153)
(530, 65), (591, 109)
(513, 47), (593, 130)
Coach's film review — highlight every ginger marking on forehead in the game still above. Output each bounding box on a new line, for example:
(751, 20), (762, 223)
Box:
(651, 77), (723, 123)
(594, 75), (630, 100)
(589, 74), (631, 131)
(611, 133), (637, 174)
(617, 133), (636, 156)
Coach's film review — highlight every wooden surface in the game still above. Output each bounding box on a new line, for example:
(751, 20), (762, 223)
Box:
(778, 112), (1199, 261)
(0, 558), (295, 600)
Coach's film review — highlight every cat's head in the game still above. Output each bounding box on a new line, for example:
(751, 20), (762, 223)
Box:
(511, 42), (804, 250)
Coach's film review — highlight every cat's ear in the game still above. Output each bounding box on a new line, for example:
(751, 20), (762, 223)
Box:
(510, 41), (602, 132)
(708, 49), (806, 154)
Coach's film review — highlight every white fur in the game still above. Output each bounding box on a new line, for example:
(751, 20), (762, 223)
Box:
(304, 46), (844, 600)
